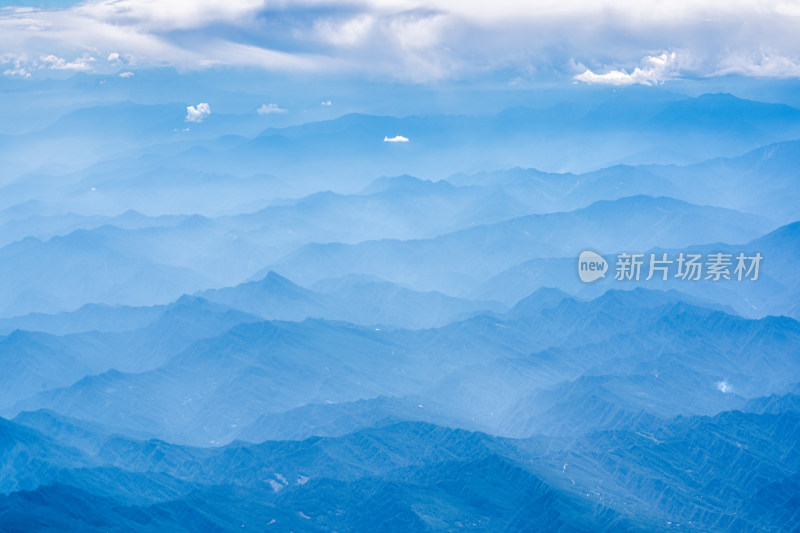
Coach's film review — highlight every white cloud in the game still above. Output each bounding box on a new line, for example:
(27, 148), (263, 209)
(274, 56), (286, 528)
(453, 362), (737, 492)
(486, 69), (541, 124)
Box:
(40, 54), (96, 71)
(1, 1), (800, 82)
(312, 10), (453, 80)
(3, 66), (30, 78)
(314, 14), (376, 48)
(185, 102), (211, 123)
(384, 135), (409, 142)
(78, 0), (266, 32)
(257, 103), (287, 114)
(119, 71), (134, 77)
(716, 380), (732, 393)
(321, 100), (332, 106)
(574, 52), (680, 86)
(714, 54), (800, 78)
(3, 55), (30, 77)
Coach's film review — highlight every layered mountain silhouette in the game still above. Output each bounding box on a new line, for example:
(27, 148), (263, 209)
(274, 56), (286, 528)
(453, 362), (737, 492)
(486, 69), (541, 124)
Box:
(2, 88), (800, 532)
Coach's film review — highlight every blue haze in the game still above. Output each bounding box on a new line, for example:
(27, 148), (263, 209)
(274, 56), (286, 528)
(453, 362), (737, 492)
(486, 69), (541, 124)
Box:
(0, 68), (799, 532)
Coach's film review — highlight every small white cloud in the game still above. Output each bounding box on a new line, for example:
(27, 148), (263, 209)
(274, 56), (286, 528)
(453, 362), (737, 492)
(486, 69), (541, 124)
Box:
(384, 135), (409, 143)
(118, 71), (134, 78)
(3, 66), (29, 78)
(257, 103), (287, 114)
(40, 54), (96, 71)
(266, 479), (284, 493)
(185, 102), (211, 123)
(107, 52), (120, 63)
(574, 52), (679, 86)
(716, 380), (732, 394)
(2, 54), (30, 78)
(321, 100), (332, 106)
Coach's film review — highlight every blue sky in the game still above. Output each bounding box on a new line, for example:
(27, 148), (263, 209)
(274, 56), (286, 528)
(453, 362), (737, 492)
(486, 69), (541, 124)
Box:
(1, 0), (799, 85)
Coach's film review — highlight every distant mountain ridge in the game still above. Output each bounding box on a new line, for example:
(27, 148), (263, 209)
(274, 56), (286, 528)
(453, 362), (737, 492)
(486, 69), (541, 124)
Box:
(2, 86), (800, 532)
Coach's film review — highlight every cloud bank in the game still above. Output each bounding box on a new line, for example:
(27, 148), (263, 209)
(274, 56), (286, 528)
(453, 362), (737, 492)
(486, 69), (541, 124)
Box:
(0, 0), (799, 83)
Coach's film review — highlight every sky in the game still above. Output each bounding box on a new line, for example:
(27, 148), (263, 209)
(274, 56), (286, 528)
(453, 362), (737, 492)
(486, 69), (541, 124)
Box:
(1, 0), (799, 85)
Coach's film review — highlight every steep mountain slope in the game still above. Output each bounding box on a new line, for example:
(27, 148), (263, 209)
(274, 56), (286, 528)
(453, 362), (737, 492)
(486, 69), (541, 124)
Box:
(12, 289), (800, 446)
(4, 399), (799, 532)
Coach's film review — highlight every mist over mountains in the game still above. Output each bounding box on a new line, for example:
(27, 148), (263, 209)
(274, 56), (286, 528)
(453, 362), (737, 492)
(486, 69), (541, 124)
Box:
(1, 75), (800, 532)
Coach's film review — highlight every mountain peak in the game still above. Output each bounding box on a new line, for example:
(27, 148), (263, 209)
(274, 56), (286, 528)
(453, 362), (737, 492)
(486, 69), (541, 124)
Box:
(749, 220), (800, 247)
(258, 271), (307, 292)
(361, 174), (450, 195)
(507, 287), (571, 319)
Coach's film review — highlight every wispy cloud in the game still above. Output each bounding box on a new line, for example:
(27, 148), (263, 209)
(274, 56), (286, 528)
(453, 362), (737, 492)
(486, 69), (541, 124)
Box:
(713, 54), (800, 78)
(384, 135), (409, 142)
(186, 102), (211, 123)
(2, 55), (30, 78)
(257, 103), (287, 114)
(0, 1), (799, 82)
